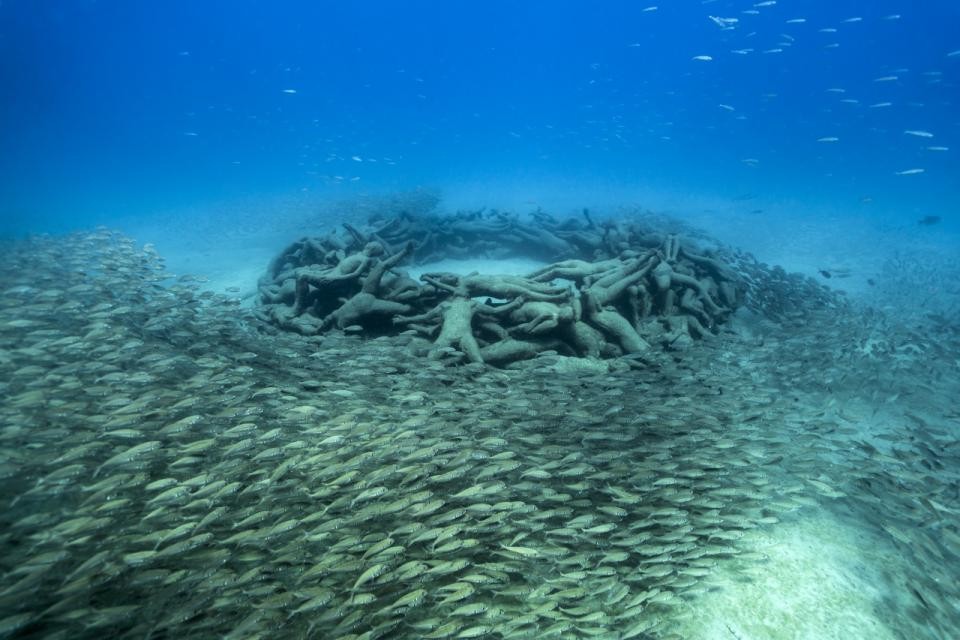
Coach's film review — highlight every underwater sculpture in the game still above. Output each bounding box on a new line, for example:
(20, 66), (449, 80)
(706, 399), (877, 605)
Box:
(394, 275), (526, 363)
(257, 210), (744, 365)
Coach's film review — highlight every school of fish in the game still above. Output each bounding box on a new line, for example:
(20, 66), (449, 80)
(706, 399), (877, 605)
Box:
(1, 229), (958, 639)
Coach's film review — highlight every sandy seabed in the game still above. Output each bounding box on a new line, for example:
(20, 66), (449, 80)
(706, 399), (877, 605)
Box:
(4, 194), (956, 639)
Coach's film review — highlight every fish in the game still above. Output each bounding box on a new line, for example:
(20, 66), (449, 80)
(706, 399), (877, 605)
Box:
(904, 130), (935, 138)
(917, 215), (941, 226)
(4, 222), (959, 640)
(94, 441), (162, 476)
(352, 563), (388, 591)
(708, 16), (738, 28)
(817, 137), (839, 143)
(894, 168), (925, 175)
(451, 602), (490, 616)
(691, 55), (713, 61)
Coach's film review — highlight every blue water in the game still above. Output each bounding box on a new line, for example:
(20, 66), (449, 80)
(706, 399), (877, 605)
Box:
(1, 0), (958, 239)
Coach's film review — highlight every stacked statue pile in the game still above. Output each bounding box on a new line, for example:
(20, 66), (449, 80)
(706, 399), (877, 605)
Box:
(256, 210), (745, 365)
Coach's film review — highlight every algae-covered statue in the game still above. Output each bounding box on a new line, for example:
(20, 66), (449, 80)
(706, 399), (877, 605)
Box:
(256, 209), (744, 366)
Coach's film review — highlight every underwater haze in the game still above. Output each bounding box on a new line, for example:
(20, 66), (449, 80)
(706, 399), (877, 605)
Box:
(2, 1), (959, 243)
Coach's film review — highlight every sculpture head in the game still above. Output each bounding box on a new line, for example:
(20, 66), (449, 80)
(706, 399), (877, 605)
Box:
(363, 242), (385, 257)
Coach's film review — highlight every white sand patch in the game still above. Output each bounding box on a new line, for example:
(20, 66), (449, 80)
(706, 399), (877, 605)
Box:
(669, 510), (898, 640)
(155, 243), (276, 306)
(190, 259), (267, 303)
(404, 257), (548, 281)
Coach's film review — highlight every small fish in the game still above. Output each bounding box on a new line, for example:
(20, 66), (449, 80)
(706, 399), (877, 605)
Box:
(352, 563), (387, 591)
(499, 544), (541, 557)
(451, 603), (489, 616)
(874, 76), (899, 82)
(350, 486), (387, 506)
(708, 16), (738, 29)
(869, 102), (892, 108)
(895, 168), (925, 175)
(281, 88), (297, 94)
(642, 6), (658, 12)
(917, 215), (941, 226)
(582, 523), (618, 534)
(785, 18), (807, 24)
(904, 130), (934, 138)
(927, 146), (949, 151)
(817, 137), (839, 143)
(95, 441), (162, 476)
(718, 104), (735, 111)
(819, 270), (832, 279)
(692, 55), (713, 61)
(843, 17), (863, 23)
